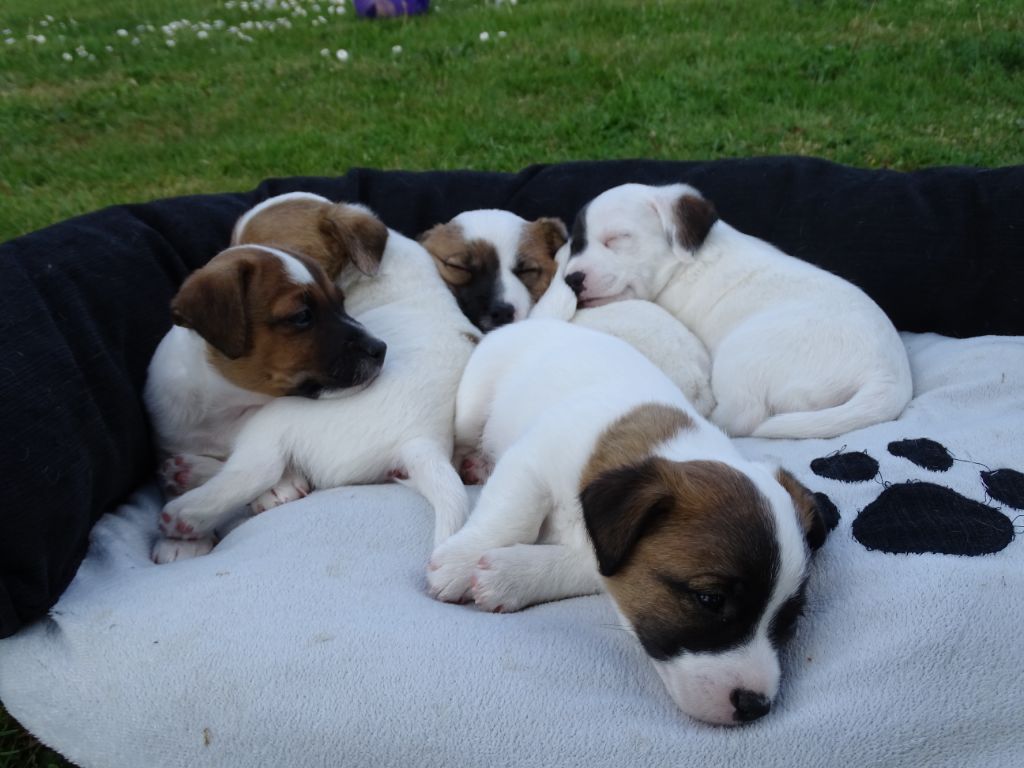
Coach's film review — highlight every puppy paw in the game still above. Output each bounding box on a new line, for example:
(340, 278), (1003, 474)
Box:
(470, 549), (534, 613)
(152, 536), (215, 564)
(249, 475), (311, 514)
(158, 495), (218, 539)
(158, 454), (224, 496)
(426, 541), (482, 604)
(458, 453), (493, 485)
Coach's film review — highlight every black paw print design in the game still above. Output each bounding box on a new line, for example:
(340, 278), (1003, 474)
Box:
(809, 438), (1021, 556)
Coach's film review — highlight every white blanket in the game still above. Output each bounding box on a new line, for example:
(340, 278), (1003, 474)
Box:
(2, 333), (1023, 768)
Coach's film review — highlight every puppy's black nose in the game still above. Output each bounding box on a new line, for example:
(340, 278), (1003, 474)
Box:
(350, 336), (387, 363)
(565, 271), (586, 295)
(730, 689), (771, 723)
(489, 302), (515, 328)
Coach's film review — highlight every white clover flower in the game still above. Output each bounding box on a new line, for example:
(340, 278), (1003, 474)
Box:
(2, 28), (11, 35)
(117, 28), (129, 37)
(136, 24), (146, 32)
(88, 53), (96, 61)
(105, 44), (113, 52)
(498, 30), (507, 38)
(479, 31), (489, 42)
(46, 14), (54, 21)
(62, 51), (73, 61)
(335, 47), (348, 62)
(197, 29), (209, 39)
(392, 44), (402, 54)
(5, 38), (15, 44)
(40, 20), (50, 27)
(132, 37), (141, 45)
(165, 38), (176, 47)
(320, 47), (329, 56)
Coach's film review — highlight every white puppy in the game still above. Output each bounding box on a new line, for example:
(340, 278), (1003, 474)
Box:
(428, 319), (828, 726)
(156, 195), (479, 551)
(563, 183), (913, 438)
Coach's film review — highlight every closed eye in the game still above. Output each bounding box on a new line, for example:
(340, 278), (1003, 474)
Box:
(602, 233), (631, 249)
(443, 259), (471, 272)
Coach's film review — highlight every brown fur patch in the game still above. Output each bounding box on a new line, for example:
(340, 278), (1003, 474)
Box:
(514, 217), (567, 301)
(418, 223), (501, 288)
(775, 468), (827, 551)
(173, 246), (377, 397)
(579, 403), (693, 492)
(582, 457), (780, 659)
(673, 193), (719, 252)
(234, 198), (387, 280)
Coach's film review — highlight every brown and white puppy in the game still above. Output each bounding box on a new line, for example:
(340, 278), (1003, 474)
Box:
(419, 210), (567, 332)
(156, 194), (479, 557)
(144, 243), (386, 562)
(428, 319), (828, 726)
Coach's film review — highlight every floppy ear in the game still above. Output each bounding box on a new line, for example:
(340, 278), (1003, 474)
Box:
(320, 204), (389, 278)
(650, 185), (718, 258)
(775, 468), (829, 552)
(418, 223), (472, 287)
(171, 255), (253, 359)
(581, 460), (672, 576)
(526, 217), (568, 259)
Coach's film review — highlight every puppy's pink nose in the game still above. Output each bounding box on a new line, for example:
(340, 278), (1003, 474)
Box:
(565, 271), (586, 295)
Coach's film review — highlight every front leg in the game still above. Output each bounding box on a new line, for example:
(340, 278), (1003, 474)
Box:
(397, 438), (470, 546)
(470, 543), (603, 613)
(159, 439), (287, 539)
(427, 445), (551, 603)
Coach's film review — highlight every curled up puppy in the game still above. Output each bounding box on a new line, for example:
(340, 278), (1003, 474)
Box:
(153, 193), (480, 560)
(428, 319), (829, 726)
(145, 243), (386, 563)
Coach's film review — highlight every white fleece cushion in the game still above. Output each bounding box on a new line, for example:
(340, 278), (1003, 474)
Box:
(1, 333), (1022, 768)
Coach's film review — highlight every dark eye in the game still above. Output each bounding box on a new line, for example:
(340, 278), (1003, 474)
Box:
(289, 308), (313, 329)
(513, 263), (541, 279)
(694, 591), (725, 612)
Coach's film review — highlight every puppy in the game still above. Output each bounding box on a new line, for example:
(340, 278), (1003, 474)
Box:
(145, 244), (386, 562)
(563, 183), (913, 438)
(428, 320), (828, 726)
(419, 209), (567, 331)
(155, 194), (479, 552)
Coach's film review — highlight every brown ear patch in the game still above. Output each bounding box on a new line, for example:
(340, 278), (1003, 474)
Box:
(775, 468), (829, 551)
(234, 198), (387, 280)
(419, 223), (501, 290)
(673, 193), (718, 252)
(515, 217), (568, 301)
(171, 250), (255, 359)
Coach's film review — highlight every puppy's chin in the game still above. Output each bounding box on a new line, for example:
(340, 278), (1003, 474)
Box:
(314, 364), (383, 400)
(577, 287), (635, 309)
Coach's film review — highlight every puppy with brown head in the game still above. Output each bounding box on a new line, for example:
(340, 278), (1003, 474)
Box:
(419, 210), (567, 331)
(428, 320), (829, 726)
(144, 242), (387, 561)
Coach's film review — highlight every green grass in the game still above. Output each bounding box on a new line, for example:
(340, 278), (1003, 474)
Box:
(0, 0), (1022, 763)
(1, 0), (1023, 241)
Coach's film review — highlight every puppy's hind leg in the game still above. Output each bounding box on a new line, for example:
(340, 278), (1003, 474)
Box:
(471, 544), (602, 613)
(397, 438), (470, 546)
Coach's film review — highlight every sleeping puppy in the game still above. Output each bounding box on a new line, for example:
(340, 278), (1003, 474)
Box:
(422, 211), (715, 416)
(155, 194), (479, 554)
(428, 319), (828, 726)
(419, 209), (567, 332)
(563, 183), (913, 439)
(145, 244), (386, 563)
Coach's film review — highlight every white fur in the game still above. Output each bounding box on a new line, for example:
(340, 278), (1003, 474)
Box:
(531, 242), (715, 417)
(427, 319), (808, 725)
(158, 211), (479, 550)
(565, 183), (913, 438)
(449, 209), (536, 323)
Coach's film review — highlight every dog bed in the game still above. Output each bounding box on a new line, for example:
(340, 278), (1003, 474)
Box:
(1, 159), (1022, 767)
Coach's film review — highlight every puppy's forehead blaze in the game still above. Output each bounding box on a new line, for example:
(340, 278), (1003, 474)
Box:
(608, 460), (781, 659)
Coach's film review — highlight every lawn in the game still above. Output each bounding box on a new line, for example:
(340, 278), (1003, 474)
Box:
(1, 0), (1023, 242)
(0, 0), (1022, 764)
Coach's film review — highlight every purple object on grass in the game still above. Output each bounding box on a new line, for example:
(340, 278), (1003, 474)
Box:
(353, 0), (429, 17)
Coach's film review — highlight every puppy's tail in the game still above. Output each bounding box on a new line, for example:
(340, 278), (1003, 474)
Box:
(750, 376), (912, 439)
